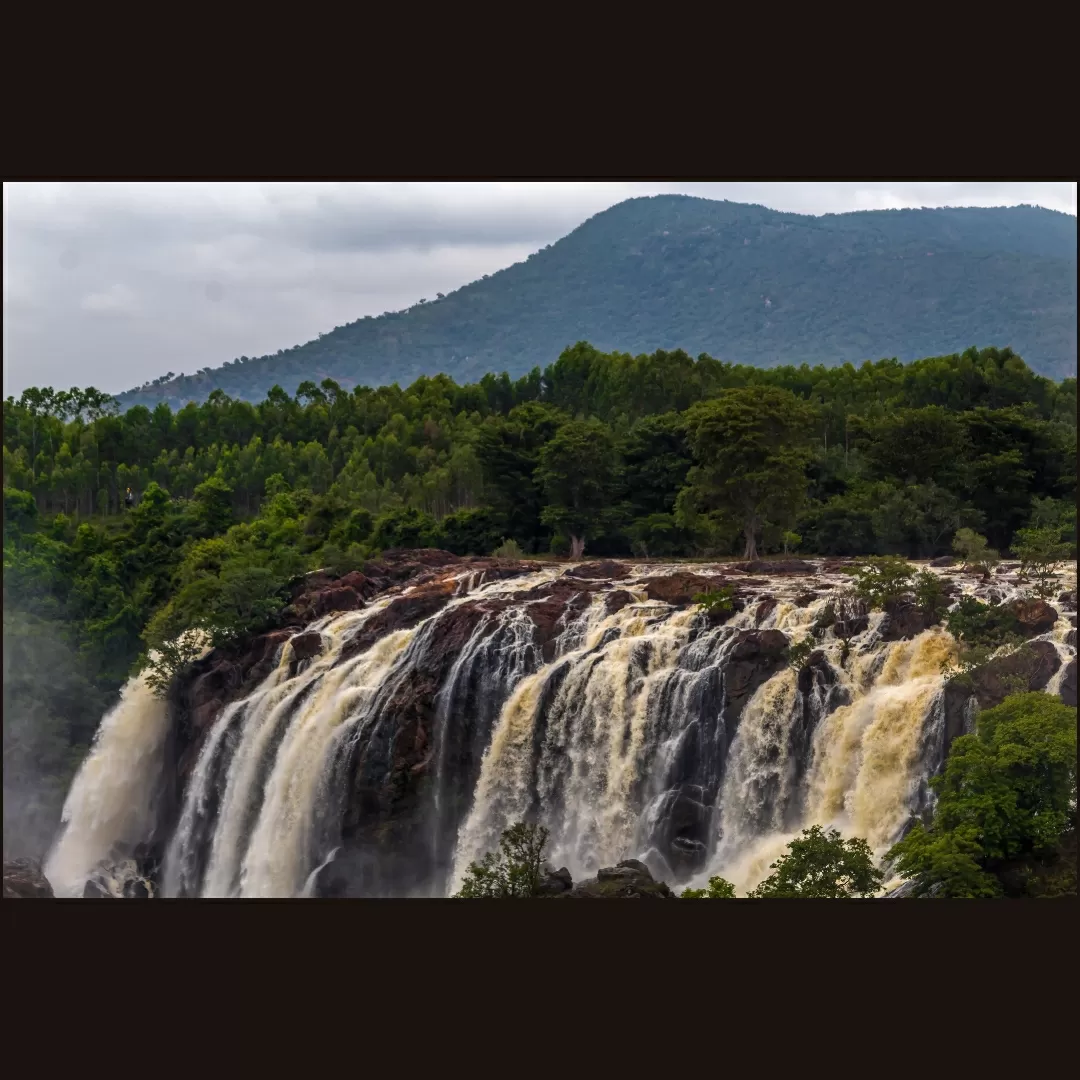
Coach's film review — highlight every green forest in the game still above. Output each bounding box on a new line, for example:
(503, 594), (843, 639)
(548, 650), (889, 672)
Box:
(3, 342), (1077, 859)
(114, 197), (1078, 411)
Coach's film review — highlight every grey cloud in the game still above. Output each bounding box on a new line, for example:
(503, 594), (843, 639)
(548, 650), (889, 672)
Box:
(3, 182), (1075, 398)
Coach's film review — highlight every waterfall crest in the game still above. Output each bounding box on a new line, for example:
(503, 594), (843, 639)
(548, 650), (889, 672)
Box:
(47, 558), (1076, 898)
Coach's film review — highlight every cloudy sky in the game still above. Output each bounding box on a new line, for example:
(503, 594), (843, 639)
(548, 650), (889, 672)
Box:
(4, 181), (1076, 398)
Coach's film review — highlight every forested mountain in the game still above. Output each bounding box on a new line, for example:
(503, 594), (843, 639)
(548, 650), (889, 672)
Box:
(113, 197), (1078, 410)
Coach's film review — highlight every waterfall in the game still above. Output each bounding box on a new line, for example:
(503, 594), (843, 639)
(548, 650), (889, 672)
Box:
(45, 558), (1077, 898)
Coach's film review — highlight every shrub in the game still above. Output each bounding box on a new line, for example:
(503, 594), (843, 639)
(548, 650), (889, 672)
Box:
(681, 875), (736, 898)
(843, 556), (915, 610)
(455, 821), (551, 898)
(492, 537), (525, 559)
(952, 528), (999, 575)
(693, 586), (736, 621)
(748, 825), (885, 898)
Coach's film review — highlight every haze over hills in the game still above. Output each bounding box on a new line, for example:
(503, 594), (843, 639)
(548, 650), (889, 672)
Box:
(116, 196), (1078, 408)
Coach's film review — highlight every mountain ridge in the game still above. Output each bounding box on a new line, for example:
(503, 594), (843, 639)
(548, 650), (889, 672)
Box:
(115, 195), (1078, 407)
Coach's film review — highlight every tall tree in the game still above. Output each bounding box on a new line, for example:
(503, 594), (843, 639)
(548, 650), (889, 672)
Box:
(680, 387), (818, 560)
(536, 419), (618, 559)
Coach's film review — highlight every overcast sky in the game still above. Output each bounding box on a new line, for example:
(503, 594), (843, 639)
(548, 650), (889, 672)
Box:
(3, 181), (1076, 398)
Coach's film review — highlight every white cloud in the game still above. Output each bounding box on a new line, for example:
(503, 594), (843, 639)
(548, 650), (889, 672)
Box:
(79, 283), (139, 314)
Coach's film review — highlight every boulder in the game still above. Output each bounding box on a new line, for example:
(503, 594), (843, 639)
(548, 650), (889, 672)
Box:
(1057, 590), (1076, 611)
(942, 641), (1063, 755)
(567, 859), (674, 898)
(755, 597), (778, 624)
(879, 601), (933, 642)
(1061, 659), (1077, 708)
(742, 559), (815, 575)
(793, 591), (817, 608)
(535, 867), (574, 895)
(1066, 629), (1077, 649)
(3, 859), (54, 899)
(604, 590), (635, 616)
(564, 561), (631, 581)
(1006, 598), (1059, 638)
(640, 573), (728, 606)
(288, 630), (323, 661)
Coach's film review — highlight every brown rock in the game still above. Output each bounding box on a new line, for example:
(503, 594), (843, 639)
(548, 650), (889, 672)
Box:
(340, 578), (458, 663)
(742, 559), (815, 575)
(640, 573), (728, 605)
(564, 561), (631, 581)
(879, 601), (933, 642)
(1007, 598), (1059, 638)
(567, 860), (673, 898)
(794, 592), (817, 608)
(604, 590), (634, 615)
(755, 597), (778, 624)
(3, 859), (54, 898)
(1061, 659), (1077, 708)
(288, 631), (323, 661)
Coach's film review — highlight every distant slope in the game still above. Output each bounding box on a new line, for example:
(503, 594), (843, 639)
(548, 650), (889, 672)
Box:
(117, 196), (1078, 408)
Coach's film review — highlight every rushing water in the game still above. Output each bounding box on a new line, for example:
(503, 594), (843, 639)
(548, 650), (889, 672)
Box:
(45, 560), (1076, 898)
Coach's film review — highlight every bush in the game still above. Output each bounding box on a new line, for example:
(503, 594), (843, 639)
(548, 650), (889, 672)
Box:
(455, 822), (551, 898)
(843, 556), (915, 610)
(681, 875), (736, 898)
(886, 693), (1077, 897)
(952, 528), (999, 575)
(369, 506), (440, 551)
(786, 636), (815, 671)
(748, 825), (885, 898)
(944, 596), (1023, 649)
(492, 537), (525, 559)
(1012, 526), (1071, 599)
(913, 569), (950, 621)
(693, 586), (736, 621)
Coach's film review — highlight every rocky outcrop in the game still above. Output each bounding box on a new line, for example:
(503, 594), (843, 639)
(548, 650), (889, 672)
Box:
(3, 859), (54, 898)
(536, 866), (574, 896)
(1061, 659), (1077, 708)
(564, 561), (631, 581)
(754, 597), (778, 624)
(741, 559), (815, 575)
(942, 641), (1063, 755)
(1006, 598), (1059, 638)
(566, 859), (674, 898)
(930, 556), (954, 567)
(640, 573), (728, 606)
(879, 601), (934, 642)
(724, 630), (790, 722)
(339, 578), (459, 663)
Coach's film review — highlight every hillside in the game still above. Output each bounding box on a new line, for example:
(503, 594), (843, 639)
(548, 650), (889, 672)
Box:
(115, 195), (1078, 407)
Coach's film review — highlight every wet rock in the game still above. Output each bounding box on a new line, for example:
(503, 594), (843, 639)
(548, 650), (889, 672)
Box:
(535, 866), (574, 895)
(1006, 598), (1059, 638)
(930, 556), (954, 567)
(1061, 659), (1077, 707)
(3, 859), (54, 899)
(755, 597), (778, 624)
(83, 879), (111, 898)
(567, 860), (674, 898)
(879, 601), (933, 642)
(640, 573), (728, 606)
(1057, 590), (1076, 610)
(742, 559), (814, 575)
(604, 590), (634, 615)
(943, 642), (1063, 754)
(793, 591), (817, 608)
(339, 578), (458, 663)
(289, 631), (323, 661)
(723, 630), (790, 734)
(564, 561), (631, 581)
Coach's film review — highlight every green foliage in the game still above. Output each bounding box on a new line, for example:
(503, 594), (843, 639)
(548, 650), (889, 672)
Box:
(536, 419), (619, 558)
(747, 825), (885, 897)
(681, 388), (818, 560)
(913, 570), (950, 621)
(781, 530), (801, 555)
(681, 876), (737, 898)
(693, 587), (736, 620)
(786, 636), (816, 671)
(887, 693), (1077, 897)
(843, 556), (915, 610)
(492, 538), (525, 559)
(455, 821), (551, 898)
(952, 528), (999, 574)
(944, 596), (1023, 649)
(1011, 526), (1071, 598)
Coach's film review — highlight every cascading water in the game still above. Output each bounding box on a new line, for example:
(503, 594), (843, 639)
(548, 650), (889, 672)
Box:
(46, 557), (1077, 898)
